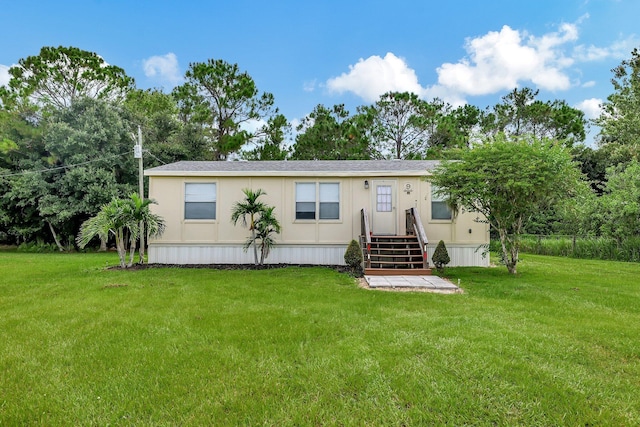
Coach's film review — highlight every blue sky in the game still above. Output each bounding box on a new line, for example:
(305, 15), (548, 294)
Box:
(1, 0), (639, 142)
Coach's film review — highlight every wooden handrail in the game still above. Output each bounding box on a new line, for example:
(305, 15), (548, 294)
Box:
(406, 207), (429, 268)
(361, 208), (372, 269)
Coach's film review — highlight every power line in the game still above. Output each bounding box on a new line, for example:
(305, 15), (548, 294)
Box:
(0, 151), (132, 178)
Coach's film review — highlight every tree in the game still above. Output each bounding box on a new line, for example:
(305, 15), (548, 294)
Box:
(0, 46), (134, 113)
(125, 88), (210, 164)
(425, 104), (482, 158)
(595, 47), (640, 159)
(0, 111), (48, 244)
(77, 194), (165, 268)
(597, 161), (640, 243)
(252, 205), (282, 265)
(482, 88), (586, 146)
(291, 104), (374, 160)
(368, 92), (447, 159)
(173, 59), (276, 160)
(429, 135), (586, 274)
(344, 239), (363, 276)
(231, 188), (268, 265)
(39, 98), (137, 247)
(242, 113), (291, 160)
(432, 240), (450, 272)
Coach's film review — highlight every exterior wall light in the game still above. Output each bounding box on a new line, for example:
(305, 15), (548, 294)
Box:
(364, 180), (369, 189)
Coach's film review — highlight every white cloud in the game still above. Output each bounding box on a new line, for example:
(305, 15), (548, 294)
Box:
(436, 23), (578, 97)
(241, 118), (267, 134)
(326, 52), (425, 102)
(573, 35), (640, 62)
(142, 53), (182, 86)
(303, 79), (316, 92)
(582, 80), (596, 88)
(575, 98), (602, 119)
(0, 64), (11, 87)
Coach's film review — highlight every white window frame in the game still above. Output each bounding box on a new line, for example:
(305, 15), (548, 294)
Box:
(185, 182), (217, 220)
(295, 182), (341, 221)
(431, 185), (452, 221)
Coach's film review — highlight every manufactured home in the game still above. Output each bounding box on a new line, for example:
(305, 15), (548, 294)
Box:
(145, 160), (489, 271)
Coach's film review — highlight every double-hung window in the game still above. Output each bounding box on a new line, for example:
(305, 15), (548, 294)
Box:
(431, 185), (452, 220)
(185, 183), (216, 220)
(295, 183), (316, 220)
(296, 182), (340, 220)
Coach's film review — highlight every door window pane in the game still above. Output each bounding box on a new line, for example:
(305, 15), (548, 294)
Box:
(376, 185), (392, 212)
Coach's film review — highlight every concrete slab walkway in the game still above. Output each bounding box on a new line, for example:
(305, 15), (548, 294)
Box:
(365, 275), (461, 293)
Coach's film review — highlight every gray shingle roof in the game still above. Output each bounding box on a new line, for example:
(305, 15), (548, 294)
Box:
(145, 160), (439, 176)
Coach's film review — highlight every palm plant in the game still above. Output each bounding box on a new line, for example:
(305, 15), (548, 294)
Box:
(253, 206), (281, 265)
(231, 188), (277, 265)
(77, 194), (165, 268)
(127, 193), (165, 265)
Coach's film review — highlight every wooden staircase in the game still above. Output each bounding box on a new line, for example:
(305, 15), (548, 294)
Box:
(364, 235), (432, 276)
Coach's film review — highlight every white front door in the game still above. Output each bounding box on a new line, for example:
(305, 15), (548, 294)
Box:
(371, 180), (397, 235)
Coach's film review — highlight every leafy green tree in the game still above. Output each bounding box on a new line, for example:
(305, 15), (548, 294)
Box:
(0, 46), (134, 113)
(595, 47), (640, 160)
(125, 88), (210, 165)
(429, 135), (586, 274)
(291, 104), (374, 160)
(39, 98), (137, 245)
(368, 92), (448, 159)
(173, 59), (275, 160)
(482, 88), (586, 146)
(425, 104), (482, 158)
(77, 194), (165, 268)
(0, 172), (49, 244)
(243, 113), (291, 160)
(0, 98), (138, 248)
(597, 161), (640, 243)
(231, 188), (268, 265)
(0, 109), (48, 243)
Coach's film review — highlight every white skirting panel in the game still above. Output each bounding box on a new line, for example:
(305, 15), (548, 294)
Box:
(149, 243), (490, 267)
(149, 244), (349, 265)
(426, 244), (490, 267)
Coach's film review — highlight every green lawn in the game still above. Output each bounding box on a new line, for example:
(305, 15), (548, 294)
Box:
(1, 252), (639, 426)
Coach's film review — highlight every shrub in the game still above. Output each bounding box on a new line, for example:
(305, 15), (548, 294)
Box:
(344, 239), (363, 276)
(432, 240), (450, 272)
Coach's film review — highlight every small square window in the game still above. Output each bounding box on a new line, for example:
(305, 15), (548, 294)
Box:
(185, 183), (216, 220)
(431, 185), (452, 220)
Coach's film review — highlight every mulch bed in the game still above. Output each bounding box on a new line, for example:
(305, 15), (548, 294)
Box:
(110, 262), (359, 276)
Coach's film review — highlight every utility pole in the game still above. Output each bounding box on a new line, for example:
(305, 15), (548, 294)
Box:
(135, 125), (145, 264)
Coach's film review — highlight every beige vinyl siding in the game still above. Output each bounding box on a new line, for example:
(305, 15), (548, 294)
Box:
(147, 165), (490, 266)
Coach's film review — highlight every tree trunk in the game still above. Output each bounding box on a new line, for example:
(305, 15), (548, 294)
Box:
(115, 229), (127, 268)
(259, 243), (265, 265)
(138, 220), (145, 264)
(251, 228), (259, 265)
(99, 237), (107, 252)
(47, 221), (65, 252)
(498, 229), (518, 274)
(128, 236), (137, 268)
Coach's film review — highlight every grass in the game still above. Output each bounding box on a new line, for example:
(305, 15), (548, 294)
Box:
(1, 252), (639, 425)
(491, 235), (640, 262)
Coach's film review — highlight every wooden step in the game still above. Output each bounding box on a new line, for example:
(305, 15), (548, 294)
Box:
(369, 254), (423, 259)
(370, 260), (424, 266)
(364, 234), (428, 273)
